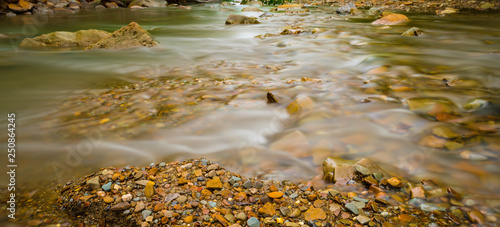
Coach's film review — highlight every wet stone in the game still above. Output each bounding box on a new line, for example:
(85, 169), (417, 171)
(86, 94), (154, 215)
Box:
(86, 177), (100, 191)
(356, 215), (371, 225)
(110, 202), (131, 211)
(135, 201), (145, 212)
(247, 217), (260, 227)
(176, 195), (187, 203)
(102, 182), (112, 191)
(142, 210), (152, 219)
(304, 206), (326, 221)
(207, 176), (222, 189)
(103, 196), (114, 203)
(420, 203), (446, 212)
(280, 206), (291, 216)
(243, 180), (253, 189)
(236, 212), (247, 221)
(345, 202), (359, 214)
(268, 191), (284, 199)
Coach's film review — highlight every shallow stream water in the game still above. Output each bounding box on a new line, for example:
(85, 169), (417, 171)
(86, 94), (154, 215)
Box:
(1, 4), (500, 212)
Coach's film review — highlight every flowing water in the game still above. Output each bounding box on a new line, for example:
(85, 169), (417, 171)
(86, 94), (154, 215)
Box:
(1, 4), (500, 211)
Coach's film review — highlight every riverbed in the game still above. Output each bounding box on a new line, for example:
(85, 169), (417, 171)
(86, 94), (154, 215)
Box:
(0, 3), (499, 221)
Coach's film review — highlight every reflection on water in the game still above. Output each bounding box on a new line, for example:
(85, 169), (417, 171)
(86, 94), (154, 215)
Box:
(1, 4), (500, 209)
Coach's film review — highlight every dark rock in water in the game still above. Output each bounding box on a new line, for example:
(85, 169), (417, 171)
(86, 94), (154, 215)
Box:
(336, 2), (355, 14)
(402, 27), (423, 37)
(19, 29), (111, 48)
(86, 22), (158, 50)
(225, 14), (260, 25)
(267, 92), (278, 103)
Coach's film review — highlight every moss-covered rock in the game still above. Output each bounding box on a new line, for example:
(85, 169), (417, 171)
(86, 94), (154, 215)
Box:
(19, 29), (111, 48)
(85, 22), (158, 50)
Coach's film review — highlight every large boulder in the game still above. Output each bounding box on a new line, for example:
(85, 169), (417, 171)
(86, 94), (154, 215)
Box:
(241, 6), (262, 12)
(19, 29), (111, 48)
(245, 1), (263, 6)
(8, 0), (33, 13)
(86, 22), (158, 50)
(225, 14), (260, 25)
(128, 0), (166, 8)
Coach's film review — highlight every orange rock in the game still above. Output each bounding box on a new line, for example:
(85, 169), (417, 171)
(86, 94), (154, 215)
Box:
(398, 213), (413, 222)
(221, 190), (233, 198)
(313, 200), (326, 208)
(184, 215), (194, 224)
(258, 202), (276, 216)
(387, 177), (402, 187)
(372, 14), (410, 25)
(148, 167), (159, 176)
(268, 191), (284, 199)
(286, 96), (314, 114)
(411, 186), (426, 198)
(178, 177), (188, 185)
(235, 192), (247, 201)
(418, 135), (448, 148)
(269, 184), (278, 192)
(154, 203), (165, 212)
(304, 206), (326, 221)
(468, 210), (485, 225)
(215, 213), (229, 227)
(8, 0), (33, 13)
(103, 196), (114, 203)
(207, 177), (223, 190)
(277, 4), (303, 10)
(144, 181), (155, 198)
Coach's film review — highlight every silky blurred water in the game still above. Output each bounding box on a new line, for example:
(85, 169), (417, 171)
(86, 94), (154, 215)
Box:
(0, 5), (500, 206)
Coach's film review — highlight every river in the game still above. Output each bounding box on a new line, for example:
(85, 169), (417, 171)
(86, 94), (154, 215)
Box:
(0, 4), (499, 213)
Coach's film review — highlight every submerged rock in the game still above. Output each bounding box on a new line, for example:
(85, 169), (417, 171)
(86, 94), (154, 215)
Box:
(286, 95), (314, 114)
(436, 8), (458, 16)
(19, 29), (111, 48)
(86, 22), (158, 50)
(372, 13), (409, 25)
(225, 14), (260, 25)
(402, 27), (423, 37)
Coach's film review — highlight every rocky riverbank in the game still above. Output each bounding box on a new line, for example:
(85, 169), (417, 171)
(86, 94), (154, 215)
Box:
(1, 158), (490, 226)
(1, 0), (499, 17)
